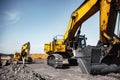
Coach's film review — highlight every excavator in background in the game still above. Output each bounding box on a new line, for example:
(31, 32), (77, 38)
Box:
(44, 0), (120, 74)
(13, 42), (32, 64)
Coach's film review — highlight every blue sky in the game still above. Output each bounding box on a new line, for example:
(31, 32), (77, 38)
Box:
(0, 0), (100, 54)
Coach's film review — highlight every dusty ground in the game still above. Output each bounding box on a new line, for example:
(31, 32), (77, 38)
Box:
(0, 60), (120, 80)
(27, 60), (120, 80)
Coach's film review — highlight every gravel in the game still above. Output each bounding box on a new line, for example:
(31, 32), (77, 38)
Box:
(0, 60), (120, 80)
(0, 64), (54, 80)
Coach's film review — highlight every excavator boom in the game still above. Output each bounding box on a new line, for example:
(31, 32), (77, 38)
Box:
(63, 0), (99, 41)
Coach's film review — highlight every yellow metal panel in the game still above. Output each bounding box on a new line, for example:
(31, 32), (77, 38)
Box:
(99, 0), (120, 44)
(54, 44), (66, 52)
(44, 39), (66, 53)
(44, 43), (52, 53)
(100, 0), (111, 41)
(14, 52), (21, 59)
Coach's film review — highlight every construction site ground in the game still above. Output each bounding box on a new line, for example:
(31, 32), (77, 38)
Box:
(0, 59), (120, 80)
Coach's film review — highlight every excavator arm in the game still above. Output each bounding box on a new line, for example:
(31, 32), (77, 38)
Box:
(21, 42), (30, 57)
(74, 0), (120, 74)
(63, 0), (99, 41)
(99, 0), (120, 45)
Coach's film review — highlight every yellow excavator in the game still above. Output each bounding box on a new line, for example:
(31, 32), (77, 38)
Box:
(13, 42), (32, 64)
(44, 0), (120, 74)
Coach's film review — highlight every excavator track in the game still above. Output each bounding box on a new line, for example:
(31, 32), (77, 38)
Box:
(47, 54), (63, 68)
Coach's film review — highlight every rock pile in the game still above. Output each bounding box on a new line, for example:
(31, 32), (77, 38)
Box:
(0, 64), (54, 80)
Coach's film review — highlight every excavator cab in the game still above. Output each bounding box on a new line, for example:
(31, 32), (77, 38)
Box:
(71, 35), (86, 50)
(78, 35), (86, 49)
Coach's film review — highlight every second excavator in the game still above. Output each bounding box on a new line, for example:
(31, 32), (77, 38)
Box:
(13, 42), (32, 64)
(44, 0), (120, 74)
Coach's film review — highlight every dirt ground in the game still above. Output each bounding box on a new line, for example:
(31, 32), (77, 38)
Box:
(0, 60), (120, 80)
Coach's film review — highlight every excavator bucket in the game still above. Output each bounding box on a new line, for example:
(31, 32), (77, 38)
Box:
(76, 46), (120, 74)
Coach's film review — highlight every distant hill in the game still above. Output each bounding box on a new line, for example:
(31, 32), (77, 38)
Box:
(30, 54), (48, 60)
(0, 53), (13, 57)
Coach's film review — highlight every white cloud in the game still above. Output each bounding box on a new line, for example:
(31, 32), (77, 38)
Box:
(1, 11), (21, 25)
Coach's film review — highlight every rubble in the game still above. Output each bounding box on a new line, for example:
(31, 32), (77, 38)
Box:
(0, 64), (54, 80)
(0, 60), (120, 80)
